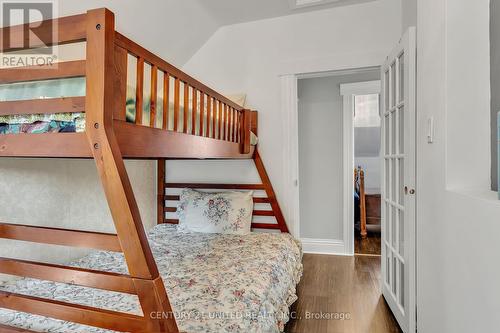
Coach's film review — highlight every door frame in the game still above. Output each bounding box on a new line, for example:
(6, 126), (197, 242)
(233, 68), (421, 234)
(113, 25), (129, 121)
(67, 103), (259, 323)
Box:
(339, 80), (381, 255)
(280, 66), (380, 254)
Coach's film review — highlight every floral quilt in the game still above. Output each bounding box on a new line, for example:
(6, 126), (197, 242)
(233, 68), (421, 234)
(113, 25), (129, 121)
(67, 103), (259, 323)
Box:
(0, 224), (302, 333)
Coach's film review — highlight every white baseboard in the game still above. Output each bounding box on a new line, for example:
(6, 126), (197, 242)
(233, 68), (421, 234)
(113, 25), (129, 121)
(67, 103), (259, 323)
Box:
(300, 238), (348, 255)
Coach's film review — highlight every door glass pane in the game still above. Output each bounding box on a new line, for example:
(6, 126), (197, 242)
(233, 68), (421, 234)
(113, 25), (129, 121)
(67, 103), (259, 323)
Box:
(391, 112), (396, 154)
(385, 159), (390, 195)
(391, 62), (396, 108)
(399, 53), (405, 103)
(385, 70), (390, 111)
(391, 158), (396, 201)
(386, 202), (391, 244)
(392, 256), (397, 294)
(385, 115), (390, 154)
(386, 247), (391, 285)
(392, 205), (397, 248)
(399, 209), (404, 256)
(399, 260), (405, 307)
(399, 106), (405, 154)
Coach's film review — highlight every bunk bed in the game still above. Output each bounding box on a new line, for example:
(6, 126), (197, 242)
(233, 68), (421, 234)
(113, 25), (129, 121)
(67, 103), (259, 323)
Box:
(0, 8), (301, 333)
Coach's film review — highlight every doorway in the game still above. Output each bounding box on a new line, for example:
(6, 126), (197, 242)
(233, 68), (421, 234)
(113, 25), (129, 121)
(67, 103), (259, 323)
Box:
(296, 69), (380, 255)
(340, 82), (383, 256)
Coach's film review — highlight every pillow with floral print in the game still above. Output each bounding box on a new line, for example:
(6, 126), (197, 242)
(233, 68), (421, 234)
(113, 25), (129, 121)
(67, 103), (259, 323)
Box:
(176, 188), (253, 235)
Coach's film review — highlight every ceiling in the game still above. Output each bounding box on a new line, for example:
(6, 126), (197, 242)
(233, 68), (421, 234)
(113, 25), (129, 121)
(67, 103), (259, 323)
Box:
(52, 0), (377, 66)
(195, 0), (378, 26)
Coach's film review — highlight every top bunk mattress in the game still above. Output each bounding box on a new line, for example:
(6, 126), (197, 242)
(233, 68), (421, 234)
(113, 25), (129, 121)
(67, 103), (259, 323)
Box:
(0, 78), (258, 145)
(0, 224), (302, 333)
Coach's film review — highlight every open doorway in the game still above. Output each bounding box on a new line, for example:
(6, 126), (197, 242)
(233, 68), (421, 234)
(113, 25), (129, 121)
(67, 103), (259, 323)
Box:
(350, 87), (382, 255)
(296, 69), (380, 255)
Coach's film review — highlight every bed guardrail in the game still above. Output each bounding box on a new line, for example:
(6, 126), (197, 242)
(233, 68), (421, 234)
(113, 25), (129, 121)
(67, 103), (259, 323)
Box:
(112, 32), (252, 154)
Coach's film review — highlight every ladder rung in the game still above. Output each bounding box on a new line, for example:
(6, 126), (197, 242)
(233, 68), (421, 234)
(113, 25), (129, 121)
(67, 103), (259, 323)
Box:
(0, 223), (121, 252)
(0, 258), (135, 294)
(165, 183), (266, 190)
(0, 291), (145, 332)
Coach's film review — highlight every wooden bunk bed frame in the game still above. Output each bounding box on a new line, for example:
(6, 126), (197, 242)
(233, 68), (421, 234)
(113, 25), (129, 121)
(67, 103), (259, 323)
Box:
(0, 8), (288, 333)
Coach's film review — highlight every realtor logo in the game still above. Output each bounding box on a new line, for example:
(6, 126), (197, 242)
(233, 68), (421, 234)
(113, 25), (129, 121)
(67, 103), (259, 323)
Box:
(0, 0), (59, 68)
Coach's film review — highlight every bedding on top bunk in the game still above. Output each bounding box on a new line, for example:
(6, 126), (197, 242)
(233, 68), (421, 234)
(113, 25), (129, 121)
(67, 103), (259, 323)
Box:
(0, 79), (259, 145)
(0, 224), (302, 333)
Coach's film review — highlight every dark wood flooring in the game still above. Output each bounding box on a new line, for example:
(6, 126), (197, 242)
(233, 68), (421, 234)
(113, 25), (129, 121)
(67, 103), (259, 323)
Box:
(285, 254), (402, 333)
(354, 233), (381, 256)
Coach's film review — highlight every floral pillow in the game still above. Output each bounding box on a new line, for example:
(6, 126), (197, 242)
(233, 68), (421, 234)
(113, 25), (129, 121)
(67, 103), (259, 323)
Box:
(176, 189), (254, 235)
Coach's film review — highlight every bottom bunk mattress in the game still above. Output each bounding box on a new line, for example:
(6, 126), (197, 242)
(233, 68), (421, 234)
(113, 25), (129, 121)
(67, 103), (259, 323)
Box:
(0, 224), (302, 333)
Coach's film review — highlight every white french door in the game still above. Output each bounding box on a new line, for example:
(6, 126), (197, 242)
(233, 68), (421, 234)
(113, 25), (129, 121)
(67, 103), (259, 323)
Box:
(380, 27), (416, 333)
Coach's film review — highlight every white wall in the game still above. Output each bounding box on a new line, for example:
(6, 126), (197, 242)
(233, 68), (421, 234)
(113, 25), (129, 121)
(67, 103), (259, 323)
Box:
(298, 72), (379, 240)
(417, 0), (500, 332)
(56, 0), (219, 66)
(355, 157), (381, 192)
(402, 0), (417, 31)
(180, 0), (401, 237)
(0, 159), (155, 283)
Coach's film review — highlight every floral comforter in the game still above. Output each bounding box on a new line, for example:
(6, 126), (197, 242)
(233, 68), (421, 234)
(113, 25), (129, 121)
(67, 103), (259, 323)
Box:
(0, 224), (303, 333)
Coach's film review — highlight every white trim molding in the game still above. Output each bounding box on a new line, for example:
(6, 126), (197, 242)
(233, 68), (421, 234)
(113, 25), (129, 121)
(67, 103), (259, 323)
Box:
(280, 74), (300, 238)
(301, 238), (347, 255)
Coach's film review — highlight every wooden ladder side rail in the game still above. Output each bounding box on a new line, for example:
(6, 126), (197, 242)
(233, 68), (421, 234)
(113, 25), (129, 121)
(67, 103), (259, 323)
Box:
(253, 151), (289, 233)
(85, 9), (178, 332)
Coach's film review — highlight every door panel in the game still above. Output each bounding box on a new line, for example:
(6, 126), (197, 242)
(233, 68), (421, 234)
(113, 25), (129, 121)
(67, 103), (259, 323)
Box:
(381, 27), (416, 333)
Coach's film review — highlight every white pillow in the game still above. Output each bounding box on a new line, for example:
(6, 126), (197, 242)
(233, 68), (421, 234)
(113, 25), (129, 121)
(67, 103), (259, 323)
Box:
(176, 188), (253, 235)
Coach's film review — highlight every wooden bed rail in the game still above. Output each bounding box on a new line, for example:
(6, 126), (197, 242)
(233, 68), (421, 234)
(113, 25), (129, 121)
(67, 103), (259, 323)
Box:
(157, 151), (289, 233)
(113, 32), (249, 152)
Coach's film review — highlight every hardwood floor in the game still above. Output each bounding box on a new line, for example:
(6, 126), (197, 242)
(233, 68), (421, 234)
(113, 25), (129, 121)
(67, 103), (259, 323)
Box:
(285, 254), (401, 333)
(354, 233), (381, 256)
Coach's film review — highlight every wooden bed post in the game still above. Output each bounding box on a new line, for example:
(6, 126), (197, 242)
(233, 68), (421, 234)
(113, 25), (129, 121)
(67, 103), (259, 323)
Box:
(85, 9), (178, 332)
(158, 159), (166, 225)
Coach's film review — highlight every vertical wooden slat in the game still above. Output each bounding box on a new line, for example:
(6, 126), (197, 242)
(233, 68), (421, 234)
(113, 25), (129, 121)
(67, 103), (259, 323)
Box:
(199, 93), (205, 137)
(183, 83), (189, 133)
(135, 57), (144, 125)
(173, 78), (180, 131)
(240, 109), (251, 154)
(149, 65), (157, 128)
(157, 159), (165, 225)
(206, 96), (211, 138)
(162, 73), (169, 130)
(229, 107), (234, 142)
(191, 88), (197, 135)
(113, 46), (128, 122)
(218, 101), (223, 140)
(232, 109), (236, 142)
(225, 104), (229, 141)
(236, 110), (241, 142)
(212, 99), (217, 139)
